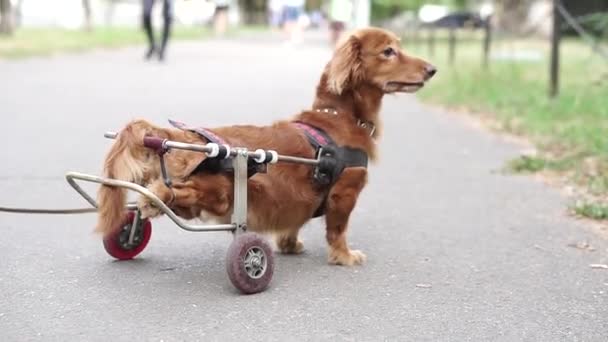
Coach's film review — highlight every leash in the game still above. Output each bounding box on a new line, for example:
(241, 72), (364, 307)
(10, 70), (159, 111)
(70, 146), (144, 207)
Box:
(0, 206), (98, 214)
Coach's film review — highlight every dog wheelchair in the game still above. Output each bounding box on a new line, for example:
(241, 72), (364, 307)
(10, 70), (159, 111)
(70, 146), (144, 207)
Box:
(65, 131), (327, 294)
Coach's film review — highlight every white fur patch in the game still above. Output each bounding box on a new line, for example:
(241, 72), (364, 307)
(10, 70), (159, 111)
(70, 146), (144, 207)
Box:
(198, 210), (222, 224)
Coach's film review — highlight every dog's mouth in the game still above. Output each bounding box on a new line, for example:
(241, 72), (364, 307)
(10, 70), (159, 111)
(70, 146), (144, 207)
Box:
(384, 81), (425, 93)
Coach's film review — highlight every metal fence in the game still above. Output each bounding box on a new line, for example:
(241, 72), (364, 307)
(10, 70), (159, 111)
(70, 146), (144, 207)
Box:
(398, 0), (607, 98)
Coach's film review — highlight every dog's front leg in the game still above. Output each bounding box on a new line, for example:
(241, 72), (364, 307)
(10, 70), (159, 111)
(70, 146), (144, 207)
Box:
(324, 167), (368, 266)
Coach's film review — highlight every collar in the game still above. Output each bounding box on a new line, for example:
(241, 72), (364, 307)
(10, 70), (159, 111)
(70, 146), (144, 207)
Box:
(313, 107), (376, 138)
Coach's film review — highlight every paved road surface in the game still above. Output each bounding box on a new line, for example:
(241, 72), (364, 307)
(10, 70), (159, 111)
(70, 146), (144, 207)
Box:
(0, 35), (607, 341)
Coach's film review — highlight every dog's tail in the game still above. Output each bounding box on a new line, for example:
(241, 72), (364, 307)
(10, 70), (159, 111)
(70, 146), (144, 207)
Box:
(96, 119), (165, 237)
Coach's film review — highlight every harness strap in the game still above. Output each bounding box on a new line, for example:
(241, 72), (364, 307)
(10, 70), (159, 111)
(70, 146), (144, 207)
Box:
(169, 119), (262, 177)
(293, 122), (332, 148)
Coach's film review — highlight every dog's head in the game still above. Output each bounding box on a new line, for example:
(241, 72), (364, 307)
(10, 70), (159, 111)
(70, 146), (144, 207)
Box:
(327, 28), (436, 95)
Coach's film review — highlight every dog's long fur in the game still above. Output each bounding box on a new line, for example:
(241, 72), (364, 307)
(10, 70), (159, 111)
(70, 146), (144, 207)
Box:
(97, 28), (435, 265)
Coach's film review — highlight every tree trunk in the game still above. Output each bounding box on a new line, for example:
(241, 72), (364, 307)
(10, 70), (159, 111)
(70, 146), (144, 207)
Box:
(495, 0), (534, 34)
(105, 0), (116, 27)
(82, 0), (92, 31)
(14, 0), (24, 28)
(0, 0), (13, 35)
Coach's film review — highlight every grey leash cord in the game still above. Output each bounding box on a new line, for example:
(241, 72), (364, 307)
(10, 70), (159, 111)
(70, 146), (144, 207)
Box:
(0, 206), (98, 214)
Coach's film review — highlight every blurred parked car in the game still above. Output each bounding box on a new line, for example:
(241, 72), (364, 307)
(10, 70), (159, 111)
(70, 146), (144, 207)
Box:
(430, 11), (485, 29)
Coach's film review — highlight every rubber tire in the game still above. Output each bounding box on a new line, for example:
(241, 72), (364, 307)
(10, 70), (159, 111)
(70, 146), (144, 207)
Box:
(103, 211), (152, 260)
(226, 232), (274, 294)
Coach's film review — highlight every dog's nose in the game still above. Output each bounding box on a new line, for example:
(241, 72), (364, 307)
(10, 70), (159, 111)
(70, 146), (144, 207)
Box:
(424, 64), (437, 79)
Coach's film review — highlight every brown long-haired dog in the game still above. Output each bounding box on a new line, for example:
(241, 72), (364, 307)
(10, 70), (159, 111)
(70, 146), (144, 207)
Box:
(97, 28), (436, 265)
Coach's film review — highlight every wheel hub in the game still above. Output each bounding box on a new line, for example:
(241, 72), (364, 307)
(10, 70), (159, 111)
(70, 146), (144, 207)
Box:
(118, 223), (143, 250)
(244, 247), (266, 279)
(251, 256), (261, 267)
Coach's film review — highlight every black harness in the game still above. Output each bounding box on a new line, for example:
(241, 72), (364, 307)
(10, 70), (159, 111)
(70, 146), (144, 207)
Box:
(293, 122), (367, 185)
(293, 121), (368, 217)
(168, 119), (368, 218)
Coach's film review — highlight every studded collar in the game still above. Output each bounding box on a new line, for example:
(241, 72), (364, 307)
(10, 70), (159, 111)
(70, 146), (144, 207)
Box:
(313, 108), (376, 138)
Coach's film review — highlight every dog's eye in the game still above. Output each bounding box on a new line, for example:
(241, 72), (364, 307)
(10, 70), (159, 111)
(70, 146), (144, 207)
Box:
(382, 47), (396, 57)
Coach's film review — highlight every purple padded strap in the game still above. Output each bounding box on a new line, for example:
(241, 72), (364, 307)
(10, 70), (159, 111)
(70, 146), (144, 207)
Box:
(168, 119), (227, 145)
(293, 122), (330, 146)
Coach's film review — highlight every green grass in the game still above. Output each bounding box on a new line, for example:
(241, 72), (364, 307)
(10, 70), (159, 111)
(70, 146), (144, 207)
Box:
(572, 201), (608, 220)
(407, 31), (608, 220)
(505, 153), (581, 173)
(0, 26), (232, 59)
(506, 156), (547, 173)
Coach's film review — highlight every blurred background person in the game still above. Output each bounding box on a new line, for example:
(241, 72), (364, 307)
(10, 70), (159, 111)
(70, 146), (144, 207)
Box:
(212, 0), (231, 36)
(143, 0), (173, 61)
(282, 0), (304, 44)
(268, 0), (284, 32)
(328, 0), (352, 47)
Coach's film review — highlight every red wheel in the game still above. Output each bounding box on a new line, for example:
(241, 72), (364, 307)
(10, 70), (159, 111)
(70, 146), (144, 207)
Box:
(226, 232), (274, 294)
(103, 211), (152, 260)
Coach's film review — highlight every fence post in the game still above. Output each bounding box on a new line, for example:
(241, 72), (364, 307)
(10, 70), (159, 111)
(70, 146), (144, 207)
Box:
(549, 0), (561, 98)
(412, 24), (419, 47)
(428, 26), (435, 57)
(448, 27), (456, 65)
(483, 16), (492, 68)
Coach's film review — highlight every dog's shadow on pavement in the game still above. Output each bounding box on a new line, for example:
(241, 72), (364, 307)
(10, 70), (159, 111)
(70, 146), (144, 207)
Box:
(91, 239), (364, 297)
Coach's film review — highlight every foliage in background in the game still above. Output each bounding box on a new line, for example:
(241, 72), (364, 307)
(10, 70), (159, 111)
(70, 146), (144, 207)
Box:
(0, 26), (209, 59)
(569, 12), (608, 36)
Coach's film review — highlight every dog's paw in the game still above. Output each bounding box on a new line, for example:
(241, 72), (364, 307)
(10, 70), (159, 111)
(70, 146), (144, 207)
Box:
(137, 197), (162, 219)
(328, 249), (367, 266)
(279, 239), (305, 254)
(276, 236), (305, 254)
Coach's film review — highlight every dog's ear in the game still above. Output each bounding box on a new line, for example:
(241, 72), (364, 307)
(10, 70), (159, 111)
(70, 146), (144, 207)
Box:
(327, 35), (363, 95)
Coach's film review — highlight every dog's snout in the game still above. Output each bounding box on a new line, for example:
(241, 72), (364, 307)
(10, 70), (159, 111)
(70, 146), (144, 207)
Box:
(424, 64), (437, 79)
